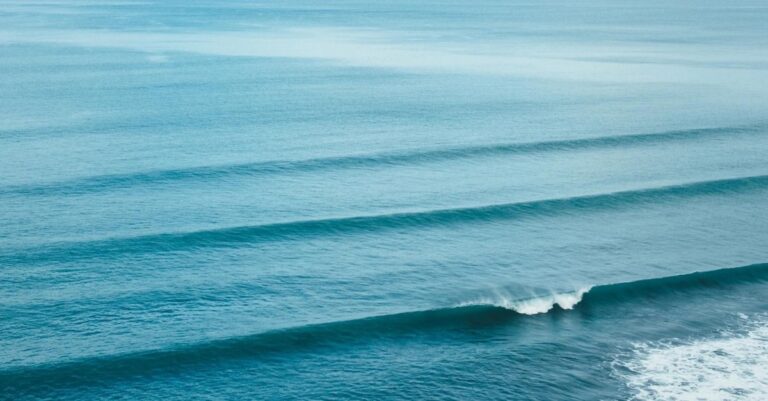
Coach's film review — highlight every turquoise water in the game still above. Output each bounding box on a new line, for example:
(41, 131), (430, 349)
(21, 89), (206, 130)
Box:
(1, 1), (768, 400)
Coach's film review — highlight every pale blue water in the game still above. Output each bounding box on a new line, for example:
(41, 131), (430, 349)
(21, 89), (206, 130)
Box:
(1, 1), (768, 400)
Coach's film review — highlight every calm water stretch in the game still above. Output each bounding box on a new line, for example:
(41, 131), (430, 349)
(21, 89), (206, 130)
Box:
(1, 1), (768, 400)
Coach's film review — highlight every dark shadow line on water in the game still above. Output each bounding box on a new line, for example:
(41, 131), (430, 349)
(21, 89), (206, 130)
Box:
(0, 306), (523, 391)
(0, 125), (763, 197)
(2, 174), (767, 265)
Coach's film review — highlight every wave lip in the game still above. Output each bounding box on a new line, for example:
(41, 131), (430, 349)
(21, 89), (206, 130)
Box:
(0, 125), (761, 197)
(459, 287), (592, 315)
(2, 174), (767, 265)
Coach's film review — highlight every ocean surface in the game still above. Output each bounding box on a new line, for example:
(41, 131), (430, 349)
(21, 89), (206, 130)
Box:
(1, 1), (768, 400)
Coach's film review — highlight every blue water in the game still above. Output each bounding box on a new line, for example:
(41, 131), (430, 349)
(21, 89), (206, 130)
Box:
(2, 1), (768, 400)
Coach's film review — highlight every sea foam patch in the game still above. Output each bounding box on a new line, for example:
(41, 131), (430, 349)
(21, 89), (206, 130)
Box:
(619, 316), (768, 401)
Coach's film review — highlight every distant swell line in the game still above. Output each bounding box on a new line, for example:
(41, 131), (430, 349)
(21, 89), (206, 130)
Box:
(0, 125), (760, 197)
(2, 174), (767, 264)
(2, 262), (767, 391)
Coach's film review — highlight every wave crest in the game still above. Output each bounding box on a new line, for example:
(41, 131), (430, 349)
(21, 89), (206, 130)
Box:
(459, 287), (592, 315)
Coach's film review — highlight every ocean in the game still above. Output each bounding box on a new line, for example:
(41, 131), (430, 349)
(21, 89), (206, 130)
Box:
(1, 1), (767, 400)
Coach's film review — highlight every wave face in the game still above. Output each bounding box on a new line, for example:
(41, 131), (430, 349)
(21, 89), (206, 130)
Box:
(3, 1), (768, 400)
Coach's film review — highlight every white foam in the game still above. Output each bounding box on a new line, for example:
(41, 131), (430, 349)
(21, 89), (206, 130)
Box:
(619, 318), (768, 401)
(459, 287), (591, 315)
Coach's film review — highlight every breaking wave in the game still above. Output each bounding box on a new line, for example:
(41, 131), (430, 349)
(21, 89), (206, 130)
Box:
(1, 262), (766, 389)
(459, 287), (592, 315)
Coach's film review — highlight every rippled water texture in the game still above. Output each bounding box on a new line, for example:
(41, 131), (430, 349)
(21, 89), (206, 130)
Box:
(1, 1), (767, 400)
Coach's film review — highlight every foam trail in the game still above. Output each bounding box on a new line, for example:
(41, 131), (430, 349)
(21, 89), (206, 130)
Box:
(619, 316), (768, 401)
(3, 27), (767, 83)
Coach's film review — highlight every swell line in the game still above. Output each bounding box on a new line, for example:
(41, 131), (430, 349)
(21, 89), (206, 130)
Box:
(2, 174), (767, 265)
(0, 125), (760, 197)
(2, 262), (767, 390)
(466, 262), (768, 314)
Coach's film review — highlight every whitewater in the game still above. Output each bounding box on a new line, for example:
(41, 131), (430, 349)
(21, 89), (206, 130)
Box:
(1, 0), (767, 400)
